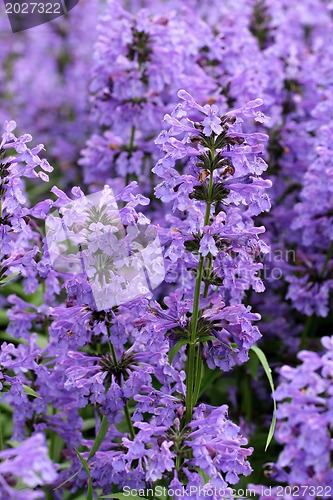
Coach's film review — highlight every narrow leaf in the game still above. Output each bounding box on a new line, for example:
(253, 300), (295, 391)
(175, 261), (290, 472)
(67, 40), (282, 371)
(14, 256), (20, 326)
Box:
(54, 468), (81, 491)
(0, 272), (20, 285)
(192, 347), (203, 407)
(168, 339), (189, 364)
(87, 415), (110, 461)
(265, 413), (277, 452)
(23, 385), (41, 399)
(250, 345), (277, 450)
(248, 349), (260, 380)
(192, 466), (210, 484)
(74, 448), (93, 500)
(55, 417), (110, 493)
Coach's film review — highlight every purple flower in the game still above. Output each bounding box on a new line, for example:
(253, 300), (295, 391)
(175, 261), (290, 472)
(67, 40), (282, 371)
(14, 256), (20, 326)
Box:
(262, 336), (333, 489)
(0, 433), (57, 498)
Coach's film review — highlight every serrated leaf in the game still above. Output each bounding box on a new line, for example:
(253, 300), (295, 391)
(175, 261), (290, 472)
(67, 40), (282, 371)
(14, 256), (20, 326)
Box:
(87, 415), (110, 461)
(250, 345), (277, 450)
(168, 338), (189, 364)
(23, 384), (41, 399)
(74, 448), (93, 500)
(0, 272), (20, 285)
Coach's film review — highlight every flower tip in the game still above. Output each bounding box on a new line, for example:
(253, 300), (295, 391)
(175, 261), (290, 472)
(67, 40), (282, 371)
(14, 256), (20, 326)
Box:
(4, 120), (17, 132)
(177, 89), (192, 101)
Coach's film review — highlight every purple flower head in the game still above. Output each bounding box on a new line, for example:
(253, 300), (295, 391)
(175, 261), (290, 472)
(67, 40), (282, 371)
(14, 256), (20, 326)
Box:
(264, 336), (333, 488)
(0, 433), (57, 498)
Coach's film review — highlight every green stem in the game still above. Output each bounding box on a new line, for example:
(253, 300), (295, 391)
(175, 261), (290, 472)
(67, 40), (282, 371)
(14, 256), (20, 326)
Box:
(125, 126), (136, 187)
(185, 166), (214, 424)
(124, 403), (136, 441)
(106, 324), (135, 439)
(300, 314), (314, 350)
(175, 453), (181, 472)
(110, 342), (117, 365)
(185, 342), (196, 424)
(203, 255), (212, 298)
(129, 125), (136, 153)
(192, 344), (203, 407)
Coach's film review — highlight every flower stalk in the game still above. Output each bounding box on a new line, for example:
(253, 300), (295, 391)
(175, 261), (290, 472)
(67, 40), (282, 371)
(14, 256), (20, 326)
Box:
(106, 323), (136, 440)
(185, 148), (215, 424)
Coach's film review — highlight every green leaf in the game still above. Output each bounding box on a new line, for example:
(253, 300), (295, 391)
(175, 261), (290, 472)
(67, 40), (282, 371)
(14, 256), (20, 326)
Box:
(248, 349), (260, 380)
(250, 345), (277, 450)
(192, 466), (210, 484)
(23, 384), (42, 399)
(197, 335), (217, 343)
(0, 309), (8, 326)
(54, 468), (81, 491)
(55, 417), (110, 493)
(168, 338), (189, 364)
(87, 415), (110, 461)
(0, 272), (20, 285)
(192, 347), (203, 407)
(74, 448), (93, 500)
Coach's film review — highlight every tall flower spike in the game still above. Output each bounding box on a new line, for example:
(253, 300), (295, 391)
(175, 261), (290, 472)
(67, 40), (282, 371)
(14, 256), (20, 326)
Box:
(150, 90), (269, 453)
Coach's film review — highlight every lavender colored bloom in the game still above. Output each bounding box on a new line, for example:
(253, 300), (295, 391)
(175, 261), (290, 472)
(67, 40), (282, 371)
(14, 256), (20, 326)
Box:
(255, 336), (333, 492)
(5, 0), (333, 495)
(0, 433), (57, 499)
(80, 0), (216, 189)
(64, 348), (155, 422)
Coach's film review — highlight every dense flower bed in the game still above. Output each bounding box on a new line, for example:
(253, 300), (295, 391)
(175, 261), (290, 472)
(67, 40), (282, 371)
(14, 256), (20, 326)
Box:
(1, 0), (333, 499)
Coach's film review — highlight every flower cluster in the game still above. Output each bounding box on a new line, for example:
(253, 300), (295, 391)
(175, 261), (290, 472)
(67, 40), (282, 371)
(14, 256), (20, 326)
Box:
(0, 433), (57, 499)
(252, 337), (333, 498)
(79, 0), (216, 189)
(0, 0), (98, 171)
(1, 0), (333, 497)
